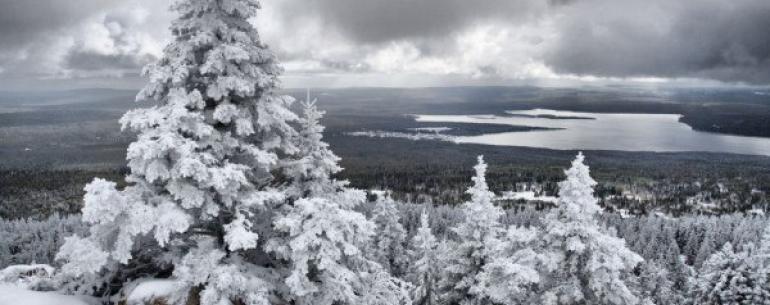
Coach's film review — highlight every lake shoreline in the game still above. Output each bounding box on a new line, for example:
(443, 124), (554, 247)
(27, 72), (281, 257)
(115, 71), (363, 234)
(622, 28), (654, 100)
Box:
(413, 109), (770, 156)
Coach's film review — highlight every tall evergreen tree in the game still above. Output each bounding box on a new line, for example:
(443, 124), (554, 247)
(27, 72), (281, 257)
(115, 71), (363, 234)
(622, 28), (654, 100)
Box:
(408, 210), (440, 305)
(439, 156), (504, 305)
(265, 96), (410, 305)
(637, 261), (677, 305)
(695, 230), (719, 268)
(758, 222), (770, 265)
(537, 153), (643, 305)
(281, 91), (345, 199)
(695, 242), (770, 305)
(754, 222), (770, 305)
(56, 1), (408, 304)
(475, 225), (541, 304)
(369, 191), (409, 277)
(58, 1), (296, 302)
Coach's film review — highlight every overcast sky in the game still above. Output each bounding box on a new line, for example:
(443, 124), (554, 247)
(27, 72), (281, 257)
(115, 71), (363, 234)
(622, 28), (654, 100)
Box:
(1, 0), (769, 90)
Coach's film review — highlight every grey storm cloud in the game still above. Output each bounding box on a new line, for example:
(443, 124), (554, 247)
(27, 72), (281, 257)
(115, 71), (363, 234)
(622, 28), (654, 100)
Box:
(276, 0), (554, 44)
(0, 0), (113, 47)
(62, 13), (159, 73)
(2, 0), (770, 86)
(0, 0), (166, 82)
(271, 0), (770, 84)
(544, 0), (770, 83)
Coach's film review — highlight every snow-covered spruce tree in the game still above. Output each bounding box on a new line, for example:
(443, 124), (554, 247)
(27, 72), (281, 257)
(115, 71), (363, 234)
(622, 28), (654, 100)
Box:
(757, 222), (770, 305)
(638, 224), (693, 304)
(636, 261), (677, 305)
(695, 229), (719, 268)
(439, 155), (504, 305)
(537, 153), (643, 305)
(265, 98), (410, 304)
(281, 91), (346, 199)
(475, 225), (542, 305)
(56, 0), (310, 303)
(408, 210), (440, 305)
(758, 222), (770, 266)
(266, 194), (411, 305)
(369, 191), (409, 277)
(657, 249), (696, 304)
(694, 242), (770, 305)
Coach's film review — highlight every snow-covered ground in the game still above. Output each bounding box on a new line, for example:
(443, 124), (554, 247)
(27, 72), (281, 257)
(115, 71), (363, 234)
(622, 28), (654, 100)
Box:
(346, 130), (456, 142)
(0, 264), (177, 305)
(0, 284), (99, 305)
(125, 279), (179, 305)
(408, 127), (453, 133)
(497, 191), (558, 203)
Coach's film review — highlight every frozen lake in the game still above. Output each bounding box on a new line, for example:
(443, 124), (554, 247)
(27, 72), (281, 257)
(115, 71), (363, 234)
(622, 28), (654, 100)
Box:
(415, 109), (770, 156)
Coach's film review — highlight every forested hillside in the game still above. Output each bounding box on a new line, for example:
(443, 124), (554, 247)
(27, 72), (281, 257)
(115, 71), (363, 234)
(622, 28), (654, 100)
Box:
(4, 139), (769, 219)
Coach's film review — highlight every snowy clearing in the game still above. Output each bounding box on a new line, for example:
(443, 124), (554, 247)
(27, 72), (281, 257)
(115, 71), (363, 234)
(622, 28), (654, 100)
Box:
(0, 284), (99, 305)
(498, 191), (558, 203)
(408, 127), (453, 133)
(346, 130), (456, 142)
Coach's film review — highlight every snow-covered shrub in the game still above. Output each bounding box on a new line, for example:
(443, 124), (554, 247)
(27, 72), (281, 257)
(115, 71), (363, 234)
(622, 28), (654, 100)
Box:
(0, 264), (58, 290)
(636, 261), (674, 305)
(694, 242), (770, 304)
(0, 214), (86, 268)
